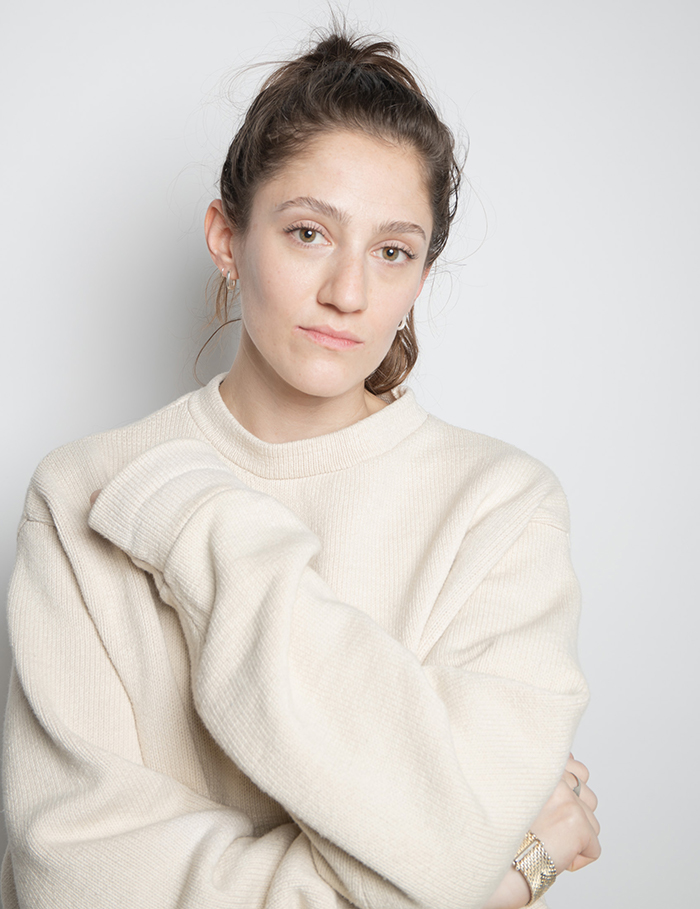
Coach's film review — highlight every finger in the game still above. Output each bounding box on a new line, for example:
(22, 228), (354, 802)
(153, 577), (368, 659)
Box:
(568, 809), (601, 871)
(552, 779), (601, 839)
(579, 783), (598, 813)
(556, 777), (601, 835)
(564, 772), (598, 813)
(570, 783), (598, 814)
(564, 770), (581, 792)
(568, 848), (601, 872)
(90, 490), (101, 506)
(565, 804), (602, 872)
(578, 796), (601, 837)
(565, 755), (590, 784)
(575, 830), (602, 863)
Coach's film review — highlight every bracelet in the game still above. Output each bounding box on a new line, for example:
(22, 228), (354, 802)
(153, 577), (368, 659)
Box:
(512, 832), (557, 906)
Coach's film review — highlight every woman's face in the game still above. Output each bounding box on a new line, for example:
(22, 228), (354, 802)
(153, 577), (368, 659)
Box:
(227, 129), (433, 401)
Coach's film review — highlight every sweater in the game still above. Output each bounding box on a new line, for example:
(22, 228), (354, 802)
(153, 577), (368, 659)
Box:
(1, 375), (588, 909)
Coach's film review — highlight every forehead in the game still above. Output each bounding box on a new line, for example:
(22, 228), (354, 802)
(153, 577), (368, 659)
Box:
(253, 129), (433, 229)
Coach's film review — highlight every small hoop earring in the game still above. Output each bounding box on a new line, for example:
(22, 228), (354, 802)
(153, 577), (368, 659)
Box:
(225, 270), (236, 292)
(397, 314), (408, 331)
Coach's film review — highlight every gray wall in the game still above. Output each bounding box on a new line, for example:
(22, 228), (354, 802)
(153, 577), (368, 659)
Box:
(2, 0), (698, 905)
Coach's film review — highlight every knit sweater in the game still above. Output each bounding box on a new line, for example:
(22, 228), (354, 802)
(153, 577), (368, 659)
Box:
(1, 376), (588, 909)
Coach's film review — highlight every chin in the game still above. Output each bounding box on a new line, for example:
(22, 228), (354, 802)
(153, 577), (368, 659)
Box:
(282, 362), (371, 401)
(289, 377), (362, 401)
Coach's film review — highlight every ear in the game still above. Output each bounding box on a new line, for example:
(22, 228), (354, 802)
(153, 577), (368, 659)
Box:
(205, 200), (240, 280)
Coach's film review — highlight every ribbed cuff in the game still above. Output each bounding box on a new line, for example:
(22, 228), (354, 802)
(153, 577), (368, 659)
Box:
(88, 439), (244, 571)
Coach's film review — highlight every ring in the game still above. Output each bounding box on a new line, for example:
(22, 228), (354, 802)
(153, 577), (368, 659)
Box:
(571, 773), (581, 797)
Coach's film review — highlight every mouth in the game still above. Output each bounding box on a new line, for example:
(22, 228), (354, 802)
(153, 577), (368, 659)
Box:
(296, 325), (363, 351)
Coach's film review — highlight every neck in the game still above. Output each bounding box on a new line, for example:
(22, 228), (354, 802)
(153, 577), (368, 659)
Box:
(219, 340), (387, 443)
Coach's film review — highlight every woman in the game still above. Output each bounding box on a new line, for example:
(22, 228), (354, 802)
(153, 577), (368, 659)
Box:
(2, 29), (600, 909)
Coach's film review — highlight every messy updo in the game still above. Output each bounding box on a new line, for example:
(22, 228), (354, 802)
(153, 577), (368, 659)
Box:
(213, 28), (462, 396)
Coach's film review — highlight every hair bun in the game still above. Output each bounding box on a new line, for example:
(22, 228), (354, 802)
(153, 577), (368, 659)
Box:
(304, 31), (421, 94)
(311, 33), (396, 66)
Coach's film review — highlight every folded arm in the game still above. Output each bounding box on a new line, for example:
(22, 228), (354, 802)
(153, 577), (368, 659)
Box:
(5, 513), (362, 909)
(85, 439), (589, 909)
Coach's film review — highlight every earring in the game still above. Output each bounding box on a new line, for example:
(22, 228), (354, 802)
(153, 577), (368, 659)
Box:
(397, 314), (409, 331)
(225, 270), (236, 292)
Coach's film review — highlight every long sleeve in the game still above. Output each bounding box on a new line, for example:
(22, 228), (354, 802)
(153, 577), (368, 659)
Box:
(86, 439), (589, 909)
(3, 510), (359, 909)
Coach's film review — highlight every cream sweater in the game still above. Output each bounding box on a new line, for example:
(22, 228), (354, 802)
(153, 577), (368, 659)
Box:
(2, 376), (588, 909)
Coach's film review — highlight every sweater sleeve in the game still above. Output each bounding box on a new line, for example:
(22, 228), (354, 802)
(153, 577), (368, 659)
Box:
(3, 512), (358, 909)
(85, 439), (589, 909)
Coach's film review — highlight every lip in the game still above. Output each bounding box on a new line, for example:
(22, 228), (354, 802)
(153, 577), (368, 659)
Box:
(296, 325), (363, 350)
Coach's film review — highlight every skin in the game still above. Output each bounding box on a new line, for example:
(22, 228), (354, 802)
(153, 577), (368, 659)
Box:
(91, 127), (601, 906)
(205, 129), (433, 442)
(483, 755), (601, 909)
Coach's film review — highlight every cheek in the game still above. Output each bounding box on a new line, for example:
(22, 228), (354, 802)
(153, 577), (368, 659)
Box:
(239, 255), (288, 330)
(244, 241), (314, 314)
(372, 277), (420, 332)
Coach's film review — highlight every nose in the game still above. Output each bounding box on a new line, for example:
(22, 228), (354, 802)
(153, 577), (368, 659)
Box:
(317, 250), (368, 313)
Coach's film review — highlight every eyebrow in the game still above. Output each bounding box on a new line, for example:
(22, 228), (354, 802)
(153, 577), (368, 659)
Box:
(377, 219), (427, 241)
(275, 196), (348, 224)
(274, 196), (427, 242)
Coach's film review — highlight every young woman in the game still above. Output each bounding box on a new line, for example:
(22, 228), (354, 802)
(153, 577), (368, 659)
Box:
(2, 30), (600, 909)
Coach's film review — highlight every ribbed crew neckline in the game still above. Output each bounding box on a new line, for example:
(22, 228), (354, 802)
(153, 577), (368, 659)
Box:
(187, 374), (428, 479)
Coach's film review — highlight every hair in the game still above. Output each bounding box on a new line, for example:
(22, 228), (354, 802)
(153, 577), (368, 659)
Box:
(206, 27), (462, 396)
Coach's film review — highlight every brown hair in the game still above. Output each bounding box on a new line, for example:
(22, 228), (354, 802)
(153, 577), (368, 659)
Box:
(208, 28), (462, 395)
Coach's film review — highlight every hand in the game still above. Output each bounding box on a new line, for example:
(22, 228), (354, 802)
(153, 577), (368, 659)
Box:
(483, 754), (600, 909)
(531, 753), (601, 874)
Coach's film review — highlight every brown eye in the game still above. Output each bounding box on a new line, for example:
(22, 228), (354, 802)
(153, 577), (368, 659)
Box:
(299, 228), (317, 243)
(382, 247), (401, 261)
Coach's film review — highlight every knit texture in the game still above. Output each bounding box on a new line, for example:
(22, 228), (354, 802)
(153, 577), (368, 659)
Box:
(1, 376), (587, 909)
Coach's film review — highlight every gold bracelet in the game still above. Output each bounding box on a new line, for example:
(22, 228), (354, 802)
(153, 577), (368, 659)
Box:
(512, 832), (557, 906)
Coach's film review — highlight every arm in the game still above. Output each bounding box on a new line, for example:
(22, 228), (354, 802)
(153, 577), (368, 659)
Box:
(88, 439), (590, 909)
(3, 515), (350, 909)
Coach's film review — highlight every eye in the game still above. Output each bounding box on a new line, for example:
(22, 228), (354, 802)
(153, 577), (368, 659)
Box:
(284, 222), (328, 246)
(378, 244), (416, 263)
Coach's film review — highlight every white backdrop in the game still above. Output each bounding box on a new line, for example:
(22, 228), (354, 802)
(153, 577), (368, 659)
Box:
(1, 0), (698, 905)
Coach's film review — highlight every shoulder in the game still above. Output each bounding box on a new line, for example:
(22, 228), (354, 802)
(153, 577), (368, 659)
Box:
(408, 410), (571, 533)
(24, 388), (204, 524)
